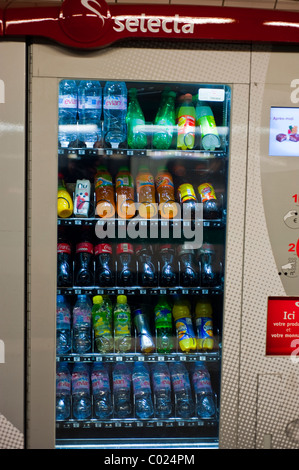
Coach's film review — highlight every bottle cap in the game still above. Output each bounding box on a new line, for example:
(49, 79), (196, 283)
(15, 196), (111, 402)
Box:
(184, 93), (193, 101)
(57, 294), (64, 302)
(93, 295), (103, 304)
(117, 295), (127, 304)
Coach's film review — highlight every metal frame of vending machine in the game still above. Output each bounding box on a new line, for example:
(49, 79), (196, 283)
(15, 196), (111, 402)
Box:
(2, 0), (299, 450)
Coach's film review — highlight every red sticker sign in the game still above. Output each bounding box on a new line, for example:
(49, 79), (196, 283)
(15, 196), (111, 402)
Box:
(266, 297), (299, 356)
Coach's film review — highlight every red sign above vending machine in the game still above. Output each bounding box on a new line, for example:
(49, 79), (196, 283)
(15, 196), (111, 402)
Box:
(2, 0), (299, 48)
(266, 297), (299, 356)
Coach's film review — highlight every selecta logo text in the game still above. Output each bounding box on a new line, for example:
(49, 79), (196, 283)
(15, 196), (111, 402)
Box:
(113, 14), (195, 35)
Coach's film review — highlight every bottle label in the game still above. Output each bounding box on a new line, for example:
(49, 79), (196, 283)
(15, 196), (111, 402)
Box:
(92, 312), (112, 337)
(192, 370), (212, 393)
(73, 309), (91, 325)
(155, 308), (172, 328)
(198, 183), (216, 202)
(155, 174), (174, 189)
(196, 317), (213, 339)
(78, 96), (101, 110)
(57, 307), (71, 327)
(72, 371), (90, 394)
(76, 242), (93, 254)
(133, 374), (151, 393)
(116, 175), (133, 189)
(94, 243), (112, 255)
(199, 115), (218, 137)
(178, 114), (195, 135)
(114, 311), (131, 336)
(57, 243), (71, 254)
(95, 175), (113, 188)
(104, 95), (127, 110)
(91, 371), (110, 393)
(153, 372), (171, 392)
(175, 317), (195, 341)
(171, 372), (188, 393)
(116, 243), (134, 254)
(113, 373), (131, 391)
(178, 184), (197, 203)
(59, 94), (77, 109)
(136, 173), (154, 192)
(56, 373), (71, 393)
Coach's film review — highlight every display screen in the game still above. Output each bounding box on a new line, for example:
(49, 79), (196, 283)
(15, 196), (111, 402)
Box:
(269, 107), (299, 156)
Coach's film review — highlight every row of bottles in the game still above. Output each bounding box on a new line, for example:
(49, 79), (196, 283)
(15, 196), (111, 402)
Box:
(57, 236), (222, 289)
(56, 360), (216, 421)
(57, 166), (221, 220)
(56, 294), (215, 355)
(59, 80), (222, 151)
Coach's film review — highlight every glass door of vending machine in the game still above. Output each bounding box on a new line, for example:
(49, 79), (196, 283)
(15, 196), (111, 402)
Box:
(55, 78), (230, 448)
(28, 42), (248, 449)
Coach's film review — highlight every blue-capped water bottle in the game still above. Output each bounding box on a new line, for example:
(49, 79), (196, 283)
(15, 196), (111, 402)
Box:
(78, 80), (102, 148)
(58, 79), (78, 148)
(103, 81), (127, 148)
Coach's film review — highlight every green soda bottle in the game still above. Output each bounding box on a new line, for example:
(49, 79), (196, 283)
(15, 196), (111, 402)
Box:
(113, 295), (132, 353)
(177, 93), (196, 150)
(92, 295), (113, 353)
(153, 91), (176, 150)
(154, 296), (174, 353)
(126, 88), (147, 149)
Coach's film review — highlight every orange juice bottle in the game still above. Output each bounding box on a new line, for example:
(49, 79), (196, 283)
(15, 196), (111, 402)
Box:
(195, 300), (214, 350)
(172, 300), (196, 352)
(155, 166), (178, 219)
(116, 166), (136, 219)
(136, 165), (157, 219)
(94, 165), (116, 218)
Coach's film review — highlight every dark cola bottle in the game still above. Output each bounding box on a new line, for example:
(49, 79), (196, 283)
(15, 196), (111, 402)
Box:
(94, 242), (114, 287)
(57, 229), (73, 287)
(136, 244), (157, 287)
(198, 244), (220, 287)
(117, 243), (136, 286)
(159, 244), (178, 287)
(177, 244), (198, 287)
(74, 229), (94, 286)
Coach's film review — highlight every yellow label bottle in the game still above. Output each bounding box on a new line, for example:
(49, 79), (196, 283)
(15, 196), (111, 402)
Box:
(57, 174), (73, 218)
(195, 300), (214, 350)
(172, 300), (196, 352)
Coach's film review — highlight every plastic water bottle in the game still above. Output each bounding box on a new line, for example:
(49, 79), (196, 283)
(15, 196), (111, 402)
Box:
(192, 361), (216, 418)
(113, 295), (132, 353)
(72, 294), (92, 354)
(170, 361), (194, 418)
(103, 81), (127, 148)
(58, 79), (78, 148)
(91, 295), (113, 353)
(56, 362), (71, 420)
(56, 295), (71, 355)
(78, 80), (102, 148)
(72, 363), (92, 419)
(151, 362), (172, 418)
(113, 362), (132, 418)
(91, 363), (113, 419)
(132, 362), (154, 419)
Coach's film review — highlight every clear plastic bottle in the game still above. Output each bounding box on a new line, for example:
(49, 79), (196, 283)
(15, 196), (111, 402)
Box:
(136, 244), (157, 287)
(151, 362), (172, 418)
(195, 299), (214, 350)
(56, 295), (71, 355)
(169, 361), (194, 418)
(78, 80), (102, 148)
(58, 79), (78, 148)
(91, 295), (113, 353)
(91, 363), (113, 419)
(132, 362), (154, 419)
(136, 165), (157, 219)
(94, 165), (116, 218)
(113, 295), (132, 353)
(113, 362), (132, 418)
(116, 166), (136, 219)
(56, 362), (71, 421)
(72, 363), (92, 420)
(155, 166), (178, 219)
(72, 294), (92, 354)
(103, 81), (127, 148)
(126, 88), (147, 149)
(195, 104), (220, 151)
(192, 361), (216, 418)
(177, 244), (198, 287)
(159, 244), (178, 287)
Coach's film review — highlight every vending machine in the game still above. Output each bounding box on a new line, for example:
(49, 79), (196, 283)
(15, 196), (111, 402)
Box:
(2, 0), (299, 450)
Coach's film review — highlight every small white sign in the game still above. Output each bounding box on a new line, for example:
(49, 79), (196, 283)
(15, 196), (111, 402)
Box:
(0, 340), (5, 363)
(0, 79), (5, 103)
(198, 88), (224, 102)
